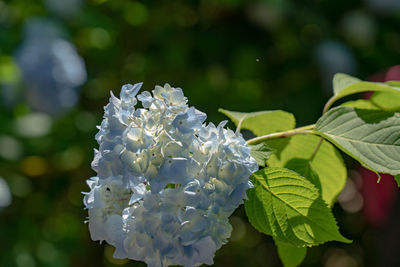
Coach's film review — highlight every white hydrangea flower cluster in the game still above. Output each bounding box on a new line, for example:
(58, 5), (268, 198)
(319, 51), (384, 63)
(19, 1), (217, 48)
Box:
(84, 83), (258, 267)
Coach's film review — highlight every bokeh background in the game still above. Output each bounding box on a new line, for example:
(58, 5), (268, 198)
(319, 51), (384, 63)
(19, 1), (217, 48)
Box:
(1, 0), (400, 266)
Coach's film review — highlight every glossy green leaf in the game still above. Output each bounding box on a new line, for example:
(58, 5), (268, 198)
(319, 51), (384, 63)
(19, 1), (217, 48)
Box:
(333, 73), (361, 95)
(218, 109), (295, 136)
(333, 73), (400, 98)
(245, 167), (350, 246)
(315, 106), (400, 175)
(341, 99), (380, 110)
(276, 241), (307, 267)
(386, 81), (400, 87)
(325, 74), (400, 112)
(370, 91), (400, 112)
(250, 143), (273, 167)
(267, 135), (346, 207)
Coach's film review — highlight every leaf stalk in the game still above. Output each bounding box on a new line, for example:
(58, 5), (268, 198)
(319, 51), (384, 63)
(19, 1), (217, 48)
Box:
(246, 124), (316, 145)
(323, 96), (339, 114)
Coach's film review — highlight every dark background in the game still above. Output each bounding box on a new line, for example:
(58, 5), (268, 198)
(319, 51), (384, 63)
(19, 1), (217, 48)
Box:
(0, 0), (400, 266)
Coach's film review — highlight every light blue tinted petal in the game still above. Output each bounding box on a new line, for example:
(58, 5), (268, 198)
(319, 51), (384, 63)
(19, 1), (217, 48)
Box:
(158, 157), (188, 182)
(120, 83), (142, 102)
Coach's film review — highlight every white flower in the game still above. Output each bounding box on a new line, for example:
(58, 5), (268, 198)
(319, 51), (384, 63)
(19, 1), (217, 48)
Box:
(84, 83), (257, 267)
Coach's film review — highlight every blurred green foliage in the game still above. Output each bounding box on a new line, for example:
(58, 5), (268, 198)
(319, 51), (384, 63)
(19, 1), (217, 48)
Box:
(0, 0), (399, 266)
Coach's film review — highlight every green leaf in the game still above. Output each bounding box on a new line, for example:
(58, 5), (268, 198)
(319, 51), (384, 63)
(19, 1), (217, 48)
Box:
(394, 175), (400, 188)
(333, 73), (400, 98)
(315, 106), (400, 175)
(386, 81), (400, 87)
(244, 167), (350, 246)
(370, 91), (400, 112)
(333, 73), (361, 95)
(265, 139), (291, 160)
(276, 241), (307, 267)
(341, 99), (380, 110)
(267, 135), (347, 207)
(325, 74), (400, 112)
(218, 109), (295, 136)
(250, 143), (273, 167)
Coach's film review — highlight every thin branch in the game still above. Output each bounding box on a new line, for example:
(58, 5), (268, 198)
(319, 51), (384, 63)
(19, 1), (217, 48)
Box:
(246, 124), (316, 145)
(309, 137), (324, 162)
(323, 95), (338, 114)
(236, 114), (247, 133)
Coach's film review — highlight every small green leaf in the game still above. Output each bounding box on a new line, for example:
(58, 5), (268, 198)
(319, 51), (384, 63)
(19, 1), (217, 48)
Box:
(333, 73), (400, 99)
(245, 167), (350, 246)
(218, 109), (295, 136)
(250, 143), (273, 167)
(394, 175), (400, 188)
(341, 99), (380, 110)
(267, 135), (347, 207)
(370, 91), (400, 112)
(276, 240), (307, 267)
(325, 74), (400, 112)
(386, 81), (400, 87)
(315, 106), (400, 175)
(333, 73), (361, 95)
